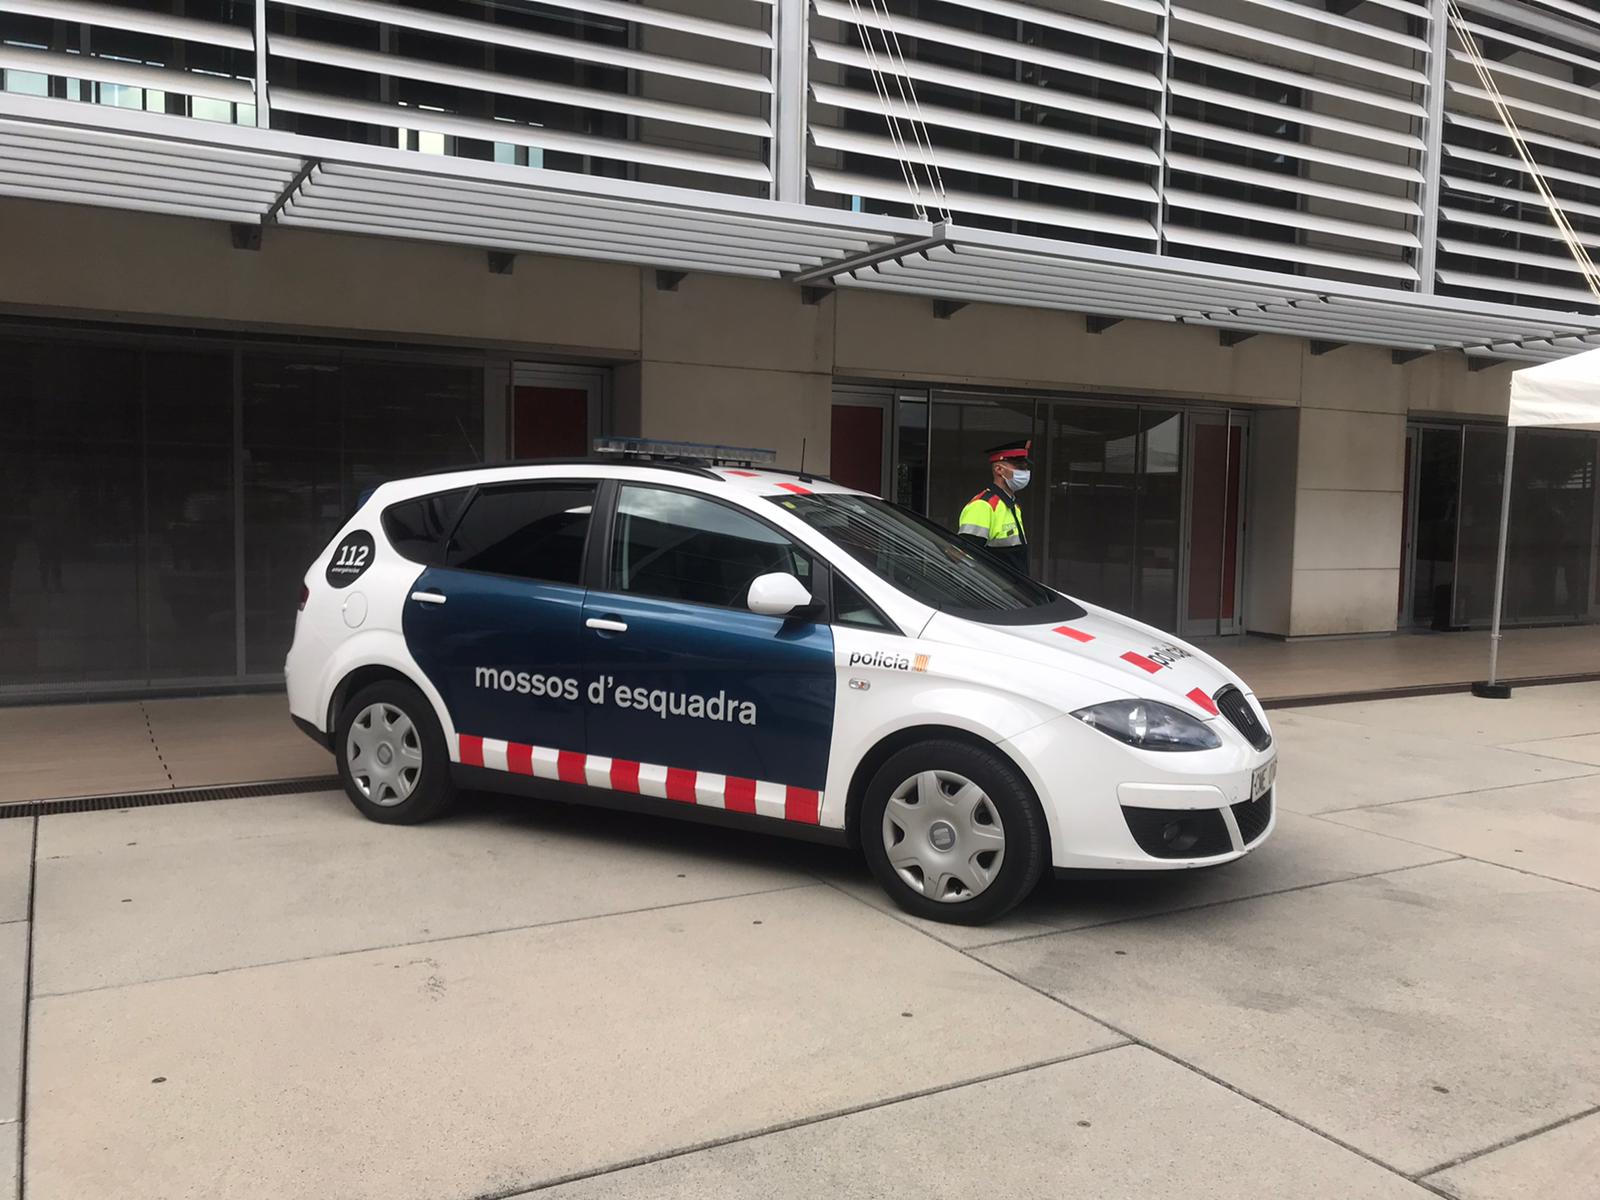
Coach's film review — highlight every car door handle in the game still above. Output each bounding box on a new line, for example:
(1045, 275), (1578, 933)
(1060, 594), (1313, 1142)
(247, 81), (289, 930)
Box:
(585, 617), (628, 633)
(410, 590), (447, 606)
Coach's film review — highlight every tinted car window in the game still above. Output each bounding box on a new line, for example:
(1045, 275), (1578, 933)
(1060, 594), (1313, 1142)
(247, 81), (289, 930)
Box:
(771, 492), (1085, 624)
(612, 485), (812, 609)
(382, 488), (470, 565)
(446, 483), (595, 584)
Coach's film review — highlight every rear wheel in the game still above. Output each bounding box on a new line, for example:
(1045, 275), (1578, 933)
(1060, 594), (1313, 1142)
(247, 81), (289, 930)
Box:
(860, 739), (1047, 925)
(335, 680), (456, 824)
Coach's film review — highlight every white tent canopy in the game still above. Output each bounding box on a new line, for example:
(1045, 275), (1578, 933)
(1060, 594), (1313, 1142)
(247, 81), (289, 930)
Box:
(1479, 346), (1600, 696)
(1508, 345), (1600, 430)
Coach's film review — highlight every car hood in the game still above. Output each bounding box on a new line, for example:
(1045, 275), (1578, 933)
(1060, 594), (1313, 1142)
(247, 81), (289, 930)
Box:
(920, 601), (1248, 719)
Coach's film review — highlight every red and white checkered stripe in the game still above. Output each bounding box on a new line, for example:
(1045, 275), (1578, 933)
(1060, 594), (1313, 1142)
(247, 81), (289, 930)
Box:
(456, 734), (822, 825)
(1053, 625), (1219, 717)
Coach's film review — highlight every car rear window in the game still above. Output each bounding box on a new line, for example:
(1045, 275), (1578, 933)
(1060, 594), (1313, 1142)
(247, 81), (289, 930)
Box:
(382, 488), (471, 565)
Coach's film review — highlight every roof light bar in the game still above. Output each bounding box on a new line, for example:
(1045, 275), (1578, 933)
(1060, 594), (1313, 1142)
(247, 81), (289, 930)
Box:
(593, 436), (778, 467)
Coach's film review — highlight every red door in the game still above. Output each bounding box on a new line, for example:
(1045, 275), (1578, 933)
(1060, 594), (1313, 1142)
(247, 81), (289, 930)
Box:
(830, 404), (885, 495)
(513, 386), (590, 459)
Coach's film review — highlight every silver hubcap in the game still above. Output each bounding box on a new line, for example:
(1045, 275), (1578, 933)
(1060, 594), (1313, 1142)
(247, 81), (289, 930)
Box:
(347, 702), (423, 807)
(882, 770), (1006, 903)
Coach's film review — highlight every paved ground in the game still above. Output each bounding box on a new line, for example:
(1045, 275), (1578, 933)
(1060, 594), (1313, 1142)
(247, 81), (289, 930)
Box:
(4, 683), (1600, 1198)
(5, 624), (1599, 805)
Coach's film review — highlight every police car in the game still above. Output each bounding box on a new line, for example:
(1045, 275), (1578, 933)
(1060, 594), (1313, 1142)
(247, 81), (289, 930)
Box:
(287, 438), (1275, 925)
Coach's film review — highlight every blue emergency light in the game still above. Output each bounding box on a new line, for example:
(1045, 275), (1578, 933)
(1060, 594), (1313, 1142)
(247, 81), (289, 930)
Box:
(593, 436), (778, 467)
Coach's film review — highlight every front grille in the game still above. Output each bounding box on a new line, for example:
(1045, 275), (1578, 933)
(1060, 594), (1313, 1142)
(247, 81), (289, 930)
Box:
(1121, 805), (1233, 859)
(1214, 685), (1272, 751)
(1231, 789), (1273, 845)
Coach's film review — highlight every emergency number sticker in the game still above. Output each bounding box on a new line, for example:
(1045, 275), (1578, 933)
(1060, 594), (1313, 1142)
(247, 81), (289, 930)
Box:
(325, 530), (375, 588)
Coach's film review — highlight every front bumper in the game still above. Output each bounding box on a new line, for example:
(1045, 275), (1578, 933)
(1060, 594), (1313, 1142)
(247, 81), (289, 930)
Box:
(1002, 707), (1278, 871)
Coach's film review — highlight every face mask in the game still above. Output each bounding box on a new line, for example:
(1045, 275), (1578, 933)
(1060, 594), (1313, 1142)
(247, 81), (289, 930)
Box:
(1008, 468), (1031, 491)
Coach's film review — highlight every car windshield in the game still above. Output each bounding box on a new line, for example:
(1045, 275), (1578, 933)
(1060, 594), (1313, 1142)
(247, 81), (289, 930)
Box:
(769, 493), (1086, 624)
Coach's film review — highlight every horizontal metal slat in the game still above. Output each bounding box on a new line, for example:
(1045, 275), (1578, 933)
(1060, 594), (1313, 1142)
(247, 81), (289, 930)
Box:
(896, 251), (1272, 311)
(810, 40), (1162, 131)
(811, 0), (1162, 92)
(1453, 17), (1600, 77)
(1169, 7), (1427, 87)
(270, 35), (770, 139)
(1308, 297), (1591, 339)
(0, 45), (252, 103)
(1226, 0), (1430, 53)
(0, 173), (261, 222)
(808, 81), (1160, 167)
(1258, 304), (1478, 342)
(1437, 204), (1600, 252)
(1162, 225), (1419, 280)
(1436, 268), (1600, 308)
(508, 0), (773, 48)
(842, 271), (1191, 322)
(1165, 189), (1418, 248)
(1437, 237), (1598, 275)
(1166, 115), (1422, 182)
(270, 89), (770, 182)
(297, 173), (860, 257)
(0, 155), (280, 204)
(1181, 314), (1440, 351)
(1447, 48), (1600, 106)
(1165, 152), (1418, 216)
(925, 0), (1163, 53)
(1168, 79), (1423, 150)
(1447, 81), (1600, 138)
(285, 192), (829, 271)
(0, 114), (299, 172)
(1445, 111), (1600, 166)
(1441, 173), (1600, 222)
(1170, 43), (1426, 118)
(808, 166), (1158, 241)
(1442, 141), (1600, 192)
(276, 211), (786, 278)
(0, 0), (254, 50)
(0, 140), (289, 195)
(0, 131), (294, 184)
(809, 125), (1158, 203)
(940, 245), (1297, 308)
(273, 0), (772, 94)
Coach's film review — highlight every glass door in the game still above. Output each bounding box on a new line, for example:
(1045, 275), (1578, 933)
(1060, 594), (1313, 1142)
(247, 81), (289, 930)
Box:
(1178, 412), (1246, 638)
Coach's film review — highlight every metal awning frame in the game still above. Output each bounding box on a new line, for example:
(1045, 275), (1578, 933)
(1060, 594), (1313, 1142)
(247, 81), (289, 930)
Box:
(2, 93), (1599, 359)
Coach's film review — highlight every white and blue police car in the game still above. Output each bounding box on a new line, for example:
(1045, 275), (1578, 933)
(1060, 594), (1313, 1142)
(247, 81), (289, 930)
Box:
(287, 438), (1276, 925)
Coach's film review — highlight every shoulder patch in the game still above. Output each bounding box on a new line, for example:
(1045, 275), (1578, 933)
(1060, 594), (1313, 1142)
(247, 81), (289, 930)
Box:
(986, 494), (1001, 509)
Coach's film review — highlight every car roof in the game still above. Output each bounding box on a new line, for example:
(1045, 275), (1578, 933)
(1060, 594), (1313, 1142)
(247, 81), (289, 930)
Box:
(366, 459), (862, 505)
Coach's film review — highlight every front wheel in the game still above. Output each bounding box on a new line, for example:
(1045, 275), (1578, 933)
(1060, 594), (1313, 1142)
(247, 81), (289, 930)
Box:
(335, 679), (457, 824)
(860, 739), (1048, 925)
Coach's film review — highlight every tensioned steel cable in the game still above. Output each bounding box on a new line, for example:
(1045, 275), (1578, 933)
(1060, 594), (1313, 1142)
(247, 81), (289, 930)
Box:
(862, 0), (952, 224)
(1444, 0), (1600, 302)
(844, 0), (929, 220)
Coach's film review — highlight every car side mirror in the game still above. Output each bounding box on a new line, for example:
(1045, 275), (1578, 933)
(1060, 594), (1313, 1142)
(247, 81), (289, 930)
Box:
(747, 571), (816, 618)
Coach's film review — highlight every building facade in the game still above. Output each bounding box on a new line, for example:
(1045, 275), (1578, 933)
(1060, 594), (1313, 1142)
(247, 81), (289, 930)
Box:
(1, 0), (1598, 699)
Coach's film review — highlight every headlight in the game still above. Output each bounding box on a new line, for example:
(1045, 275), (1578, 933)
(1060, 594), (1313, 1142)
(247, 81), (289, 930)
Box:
(1072, 699), (1222, 752)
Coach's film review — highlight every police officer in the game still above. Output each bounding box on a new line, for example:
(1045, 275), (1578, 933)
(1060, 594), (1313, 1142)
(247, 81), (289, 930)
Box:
(956, 439), (1031, 574)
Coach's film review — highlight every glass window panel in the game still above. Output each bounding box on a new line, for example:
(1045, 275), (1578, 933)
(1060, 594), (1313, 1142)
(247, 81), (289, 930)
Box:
(1047, 405), (1142, 613)
(0, 338), (142, 687)
(928, 399), (1036, 564)
(1411, 428), (1462, 628)
(383, 488), (471, 566)
(1135, 410), (1184, 629)
(143, 350), (235, 680)
(894, 396), (928, 514)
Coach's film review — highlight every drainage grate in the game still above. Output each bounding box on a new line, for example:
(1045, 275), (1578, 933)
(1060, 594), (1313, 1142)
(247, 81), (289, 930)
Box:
(0, 775), (340, 819)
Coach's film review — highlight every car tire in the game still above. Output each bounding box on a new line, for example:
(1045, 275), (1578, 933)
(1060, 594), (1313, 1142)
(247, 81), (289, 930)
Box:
(860, 738), (1048, 925)
(335, 679), (457, 825)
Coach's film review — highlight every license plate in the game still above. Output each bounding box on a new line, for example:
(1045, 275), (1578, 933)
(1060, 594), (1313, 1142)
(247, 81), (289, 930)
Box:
(1251, 758), (1277, 801)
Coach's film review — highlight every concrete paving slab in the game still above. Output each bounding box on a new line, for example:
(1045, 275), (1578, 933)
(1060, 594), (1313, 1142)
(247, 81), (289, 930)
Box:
(25, 887), (1118, 1200)
(1268, 710), (1595, 815)
(35, 790), (349, 860)
(976, 859), (1600, 1176)
(1322, 774), (1600, 891)
(1426, 1110), (1600, 1200)
(0, 923), (25, 1124)
(143, 694), (332, 788)
(0, 1122), (15, 1200)
(1501, 731), (1600, 768)
(0, 821), (32, 926)
(1292, 682), (1600, 748)
(542, 1045), (1431, 1200)
(33, 791), (827, 996)
(0, 701), (168, 804)
(823, 809), (1454, 949)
